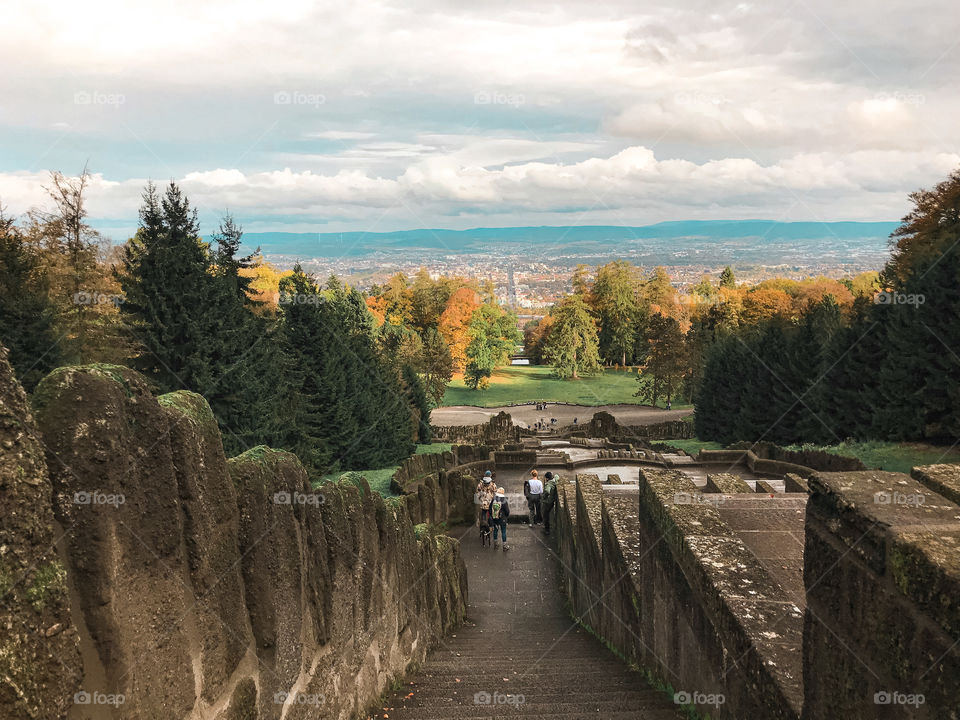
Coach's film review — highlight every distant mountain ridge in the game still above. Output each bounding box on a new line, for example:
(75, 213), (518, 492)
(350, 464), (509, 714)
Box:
(241, 220), (899, 266)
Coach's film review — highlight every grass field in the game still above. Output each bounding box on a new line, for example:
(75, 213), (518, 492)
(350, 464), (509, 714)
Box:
(442, 365), (689, 408)
(668, 437), (960, 475)
(786, 440), (960, 475)
(316, 443), (454, 497)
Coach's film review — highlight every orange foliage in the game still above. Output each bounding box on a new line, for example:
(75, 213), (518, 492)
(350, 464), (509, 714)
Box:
(741, 287), (794, 324)
(438, 287), (480, 371)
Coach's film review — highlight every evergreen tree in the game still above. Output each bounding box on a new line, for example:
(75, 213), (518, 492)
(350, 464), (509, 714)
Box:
(592, 260), (640, 366)
(419, 327), (453, 406)
(281, 265), (414, 475)
(403, 363), (432, 443)
(634, 313), (689, 406)
(719, 266), (736, 288)
(117, 182), (292, 455)
(0, 210), (62, 390)
(543, 295), (602, 380)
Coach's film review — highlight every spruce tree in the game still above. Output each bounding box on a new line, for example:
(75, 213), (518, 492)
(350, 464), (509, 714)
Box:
(0, 211), (62, 390)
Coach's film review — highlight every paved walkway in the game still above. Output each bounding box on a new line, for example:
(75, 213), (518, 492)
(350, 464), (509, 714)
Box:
(432, 403), (691, 428)
(372, 510), (684, 718)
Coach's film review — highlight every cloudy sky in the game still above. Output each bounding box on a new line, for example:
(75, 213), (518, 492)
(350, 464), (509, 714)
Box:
(1, 0), (958, 240)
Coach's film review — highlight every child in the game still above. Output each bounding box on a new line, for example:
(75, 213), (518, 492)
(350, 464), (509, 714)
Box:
(489, 488), (510, 551)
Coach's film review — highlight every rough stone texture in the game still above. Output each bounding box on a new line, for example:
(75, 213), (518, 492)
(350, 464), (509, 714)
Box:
(756, 479), (778, 494)
(705, 472), (754, 494)
(803, 470), (960, 719)
(558, 466), (803, 720)
(429, 411), (519, 446)
(728, 441), (865, 472)
(28, 364), (468, 720)
(576, 411), (694, 442)
(0, 347), (82, 720)
(390, 452), (479, 527)
(33, 364), (199, 719)
(912, 463), (960, 506)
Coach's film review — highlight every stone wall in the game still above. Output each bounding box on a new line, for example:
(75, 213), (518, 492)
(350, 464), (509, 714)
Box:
(15, 362), (468, 720)
(556, 468), (803, 720)
(803, 470), (960, 719)
(728, 441), (865, 472)
(389, 450), (478, 527)
(0, 347), (82, 720)
(568, 411), (694, 443)
(429, 411), (520, 446)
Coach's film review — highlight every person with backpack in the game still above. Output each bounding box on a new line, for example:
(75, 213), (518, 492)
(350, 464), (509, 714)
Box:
(476, 471), (498, 525)
(523, 469), (543, 527)
(541, 471), (558, 535)
(489, 487), (510, 551)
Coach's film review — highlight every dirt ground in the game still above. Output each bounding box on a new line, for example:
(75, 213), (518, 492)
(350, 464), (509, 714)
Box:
(432, 403), (692, 428)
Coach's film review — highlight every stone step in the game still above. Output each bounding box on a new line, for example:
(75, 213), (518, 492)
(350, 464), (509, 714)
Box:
(373, 705), (681, 720)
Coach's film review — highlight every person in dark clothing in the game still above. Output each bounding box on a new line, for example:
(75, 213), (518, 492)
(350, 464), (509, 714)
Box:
(490, 488), (510, 551)
(541, 471), (558, 535)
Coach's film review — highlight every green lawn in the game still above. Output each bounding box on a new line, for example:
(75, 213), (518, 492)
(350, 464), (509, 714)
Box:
(670, 436), (960, 475)
(786, 440), (960, 475)
(442, 365), (677, 408)
(315, 444), (453, 497)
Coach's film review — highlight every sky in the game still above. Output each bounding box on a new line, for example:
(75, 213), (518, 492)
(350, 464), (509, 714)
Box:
(1, 0), (958, 241)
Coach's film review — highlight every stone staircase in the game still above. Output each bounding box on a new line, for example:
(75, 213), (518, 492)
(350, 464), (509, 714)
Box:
(371, 525), (683, 719)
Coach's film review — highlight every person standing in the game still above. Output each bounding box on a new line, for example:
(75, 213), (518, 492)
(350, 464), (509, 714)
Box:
(524, 469), (543, 527)
(476, 471), (498, 525)
(541, 471), (558, 535)
(490, 488), (511, 551)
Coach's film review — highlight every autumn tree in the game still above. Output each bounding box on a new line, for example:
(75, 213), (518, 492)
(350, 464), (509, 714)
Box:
(438, 287), (480, 371)
(28, 167), (128, 363)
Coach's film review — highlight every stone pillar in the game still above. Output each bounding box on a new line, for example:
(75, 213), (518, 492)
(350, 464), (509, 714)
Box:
(803, 470), (960, 719)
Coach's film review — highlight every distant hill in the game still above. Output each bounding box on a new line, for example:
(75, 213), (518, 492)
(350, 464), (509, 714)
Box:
(242, 220), (899, 267)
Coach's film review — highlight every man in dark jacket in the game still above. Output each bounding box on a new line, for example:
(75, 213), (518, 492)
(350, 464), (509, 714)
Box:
(541, 471), (558, 535)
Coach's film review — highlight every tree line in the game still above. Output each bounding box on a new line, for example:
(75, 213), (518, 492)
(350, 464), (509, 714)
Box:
(695, 169), (960, 445)
(2, 174), (514, 476)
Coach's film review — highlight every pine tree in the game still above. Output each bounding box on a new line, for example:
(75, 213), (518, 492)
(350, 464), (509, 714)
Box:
(543, 295), (602, 380)
(0, 210), (62, 390)
(592, 260), (640, 366)
(719, 266), (736, 288)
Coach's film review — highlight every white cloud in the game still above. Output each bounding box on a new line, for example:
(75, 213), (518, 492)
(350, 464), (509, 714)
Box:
(1, 0), (958, 229)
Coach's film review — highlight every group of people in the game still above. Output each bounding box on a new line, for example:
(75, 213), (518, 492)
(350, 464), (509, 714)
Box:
(474, 469), (560, 552)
